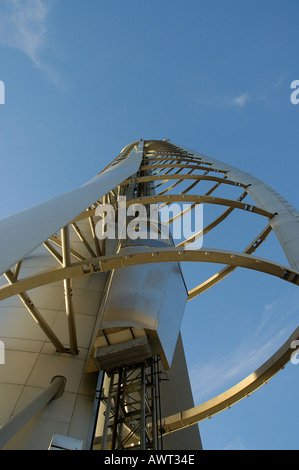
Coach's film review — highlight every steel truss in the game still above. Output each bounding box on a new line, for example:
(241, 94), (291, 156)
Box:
(94, 358), (164, 450)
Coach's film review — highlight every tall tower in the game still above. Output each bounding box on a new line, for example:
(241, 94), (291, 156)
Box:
(0, 140), (298, 450)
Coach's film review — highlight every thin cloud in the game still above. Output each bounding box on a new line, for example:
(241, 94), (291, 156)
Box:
(189, 293), (299, 404)
(193, 91), (251, 108)
(189, 329), (286, 403)
(223, 437), (247, 450)
(234, 92), (250, 107)
(0, 0), (59, 86)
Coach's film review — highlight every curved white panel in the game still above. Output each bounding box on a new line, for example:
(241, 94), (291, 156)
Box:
(0, 143), (143, 277)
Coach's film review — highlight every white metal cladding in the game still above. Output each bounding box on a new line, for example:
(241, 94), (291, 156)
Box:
(0, 142), (143, 277)
(94, 244), (188, 370)
(0, 217), (110, 449)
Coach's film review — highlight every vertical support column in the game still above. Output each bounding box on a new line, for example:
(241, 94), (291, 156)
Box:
(86, 371), (104, 450)
(150, 361), (158, 450)
(111, 368), (122, 450)
(101, 371), (115, 450)
(61, 226), (78, 355)
(140, 363), (146, 450)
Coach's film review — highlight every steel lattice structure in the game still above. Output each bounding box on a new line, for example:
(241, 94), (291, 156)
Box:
(0, 139), (298, 450)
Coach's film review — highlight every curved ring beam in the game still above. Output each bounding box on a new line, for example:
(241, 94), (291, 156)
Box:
(127, 195), (274, 218)
(187, 224), (273, 299)
(71, 194), (273, 223)
(160, 182), (245, 227)
(128, 173), (247, 189)
(169, 140), (299, 271)
(159, 326), (299, 436)
(1, 246), (299, 302)
(175, 190), (247, 247)
(145, 156), (221, 171)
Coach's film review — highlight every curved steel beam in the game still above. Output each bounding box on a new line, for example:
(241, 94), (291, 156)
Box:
(70, 191), (270, 224)
(159, 326), (299, 436)
(145, 156), (218, 171)
(126, 195), (274, 218)
(156, 170), (195, 196)
(126, 173), (247, 189)
(175, 191), (247, 248)
(187, 224), (273, 299)
(169, 140), (299, 271)
(1, 246), (299, 302)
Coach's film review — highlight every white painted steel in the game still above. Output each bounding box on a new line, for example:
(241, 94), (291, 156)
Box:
(0, 215), (111, 449)
(0, 142), (143, 277)
(0, 376), (66, 449)
(97, 243), (188, 369)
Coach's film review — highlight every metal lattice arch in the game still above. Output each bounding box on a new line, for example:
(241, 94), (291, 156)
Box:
(0, 139), (298, 450)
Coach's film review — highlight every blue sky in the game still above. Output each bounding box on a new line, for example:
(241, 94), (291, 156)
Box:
(0, 0), (299, 450)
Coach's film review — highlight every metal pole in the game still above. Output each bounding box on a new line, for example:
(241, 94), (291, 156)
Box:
(0, 376), (66, 449)
(157, 358), (163, 450)
(85, 370), (104, 450)
(101, 371), (115, 450)
(151, 361), (158, 450)
(111, 368), (122, 450)
(61, 226), (78, 354)
(140, 363), (146, 450)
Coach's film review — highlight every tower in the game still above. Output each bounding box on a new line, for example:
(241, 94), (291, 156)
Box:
(0, 139), (298, 450)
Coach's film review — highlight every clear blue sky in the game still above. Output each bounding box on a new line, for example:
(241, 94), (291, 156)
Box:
(0, 0), (298, 450)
